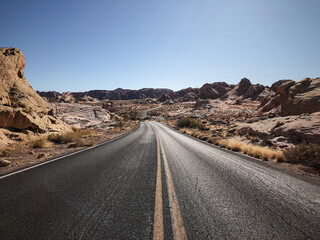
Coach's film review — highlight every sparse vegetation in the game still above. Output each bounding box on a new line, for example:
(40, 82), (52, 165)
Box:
(47, 132), (82, 144)
(284, 143), (320, 168)
(176, 117), (205, 130)
(215, 139), (285, 162)
(129, 113), (139, 121)
(115, 121), (124, 130)
(149, 110), (160, 116)
(47, 131), (96, 147)
(0, 146), (17, 157)
(30, 138), (47, 148)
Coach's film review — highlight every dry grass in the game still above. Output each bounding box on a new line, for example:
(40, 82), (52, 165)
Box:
(48, 131), (96, 148)
(47, 132), (82, 144)
(284, 143), (320, 168)
(0, 145), (19, 157)
(215, 139), (284, 162)
(30, 138), (47, 148)
(78, 129), (99, 136)
(181, 127), (284, 162)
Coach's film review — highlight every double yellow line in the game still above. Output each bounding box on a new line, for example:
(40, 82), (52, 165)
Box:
(152, 126), (188, 240)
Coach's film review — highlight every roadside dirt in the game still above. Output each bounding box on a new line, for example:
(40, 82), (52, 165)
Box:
(0, 124), (137, 176)
(164, 121), (320, 181)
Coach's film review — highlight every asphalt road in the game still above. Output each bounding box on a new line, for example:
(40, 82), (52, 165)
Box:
(140, 106), (165, 121)
(0, 122), (320, 239)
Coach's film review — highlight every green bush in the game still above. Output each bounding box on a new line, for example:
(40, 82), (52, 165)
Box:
(284, 143), (320, 169)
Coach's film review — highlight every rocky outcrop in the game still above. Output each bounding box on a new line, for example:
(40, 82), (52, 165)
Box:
(78, 94), (98, 102)
(59, 91), (76, 103)
(175, 87), (200, 98)
(157, 94), (171, 102)
(261, 78), (320, 115)
(54, 103), (111, 130)
(36, 91), (60, 100)
(237, 112), (320, 148)
(221, 78), (274, 102)
(182, 92), (199, 102)
(199, 82), (232, 99)
(270, 79), (292, 92)
(223, 78), (252, 100)
(0, 47), (71, 145)
(273, 115), (320, 144)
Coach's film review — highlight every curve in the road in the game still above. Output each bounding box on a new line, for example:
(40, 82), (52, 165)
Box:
(140, 105), (165, 120)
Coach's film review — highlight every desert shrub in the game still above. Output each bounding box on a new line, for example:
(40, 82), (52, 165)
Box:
(0, 147), (16, 157)
(71, 126), (79, 132)
(47, 132), (82, 144)
(149, 111), (160, 116)
(176, 118), (204, 130)
(115, 121), (124, 130)
(47, 133), (60, 143)
(30, 138), (47, 148)
(284, 143), (320, 168)
(129, 113), (139, 121)
(68, 138), (96, 148)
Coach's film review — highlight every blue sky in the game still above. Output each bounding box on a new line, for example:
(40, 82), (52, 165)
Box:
(1, 0), (320, 92)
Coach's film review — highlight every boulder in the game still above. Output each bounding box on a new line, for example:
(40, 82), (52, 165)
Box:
(0, 159), (11, 167)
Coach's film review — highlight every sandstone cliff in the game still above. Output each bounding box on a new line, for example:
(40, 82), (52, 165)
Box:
(0, 47), (71, 145)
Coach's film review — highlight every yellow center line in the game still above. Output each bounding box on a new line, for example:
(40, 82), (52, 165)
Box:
(153, 128), (164, 240)
(152, 124), (188, 240)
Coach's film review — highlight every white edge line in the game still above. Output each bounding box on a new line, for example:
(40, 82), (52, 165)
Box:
(0, 123), (140, 180)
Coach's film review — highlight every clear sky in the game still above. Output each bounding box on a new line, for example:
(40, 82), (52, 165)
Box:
(1, 0), (320, 92)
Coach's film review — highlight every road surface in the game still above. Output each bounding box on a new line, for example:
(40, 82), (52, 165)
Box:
(140, 106), (165, 121)
(0, 122), (319, 239)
